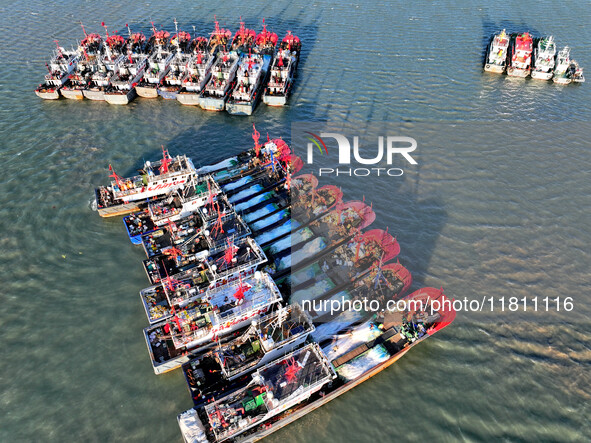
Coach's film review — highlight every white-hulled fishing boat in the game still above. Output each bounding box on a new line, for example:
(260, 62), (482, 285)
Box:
(35, 43), (79, 99)
(159, 22), (193, 99)
(263, 31), (301, 106)
(177, 37), (215, 105)
(136, 28), (174, 98)
(484, 29), (509, 74)
(94, 147), (197, 217)
(226, 51), (272, 115)
(143, 270), (280, 374)
(104, 52), (147, 104)
(553, 46), (572, 85)
(59, 50), (91, 100)
(199, 51), (240, 111)
(531, 36), (556, 80)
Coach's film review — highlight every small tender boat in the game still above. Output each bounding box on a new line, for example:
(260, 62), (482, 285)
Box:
(531, 36), (556, 80)
(484, 29), (509, 74)
(143, 271), (282, 374)
(136, 28), (174, 98)
(226, 51), (272, 115)
(507, 32), (533, 77)
(553, 46), (572, 84)
(94, 147), (197, 218)
(177, 38), (215, 105)
(35, 44), (79, 100)
(263, 31), (301, 106)
(199, 51), (240, 111)
(570, 59), (585, 83)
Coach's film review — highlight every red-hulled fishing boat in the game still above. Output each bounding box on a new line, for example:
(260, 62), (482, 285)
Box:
(507, 32), (533, 77)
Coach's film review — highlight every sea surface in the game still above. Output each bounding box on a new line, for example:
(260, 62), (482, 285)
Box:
(1, 1), (590, 441)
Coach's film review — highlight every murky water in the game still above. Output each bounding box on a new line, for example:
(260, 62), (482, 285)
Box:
(1, 0), (589, 441)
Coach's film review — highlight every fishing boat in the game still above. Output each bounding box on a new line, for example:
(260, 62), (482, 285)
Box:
(35, 44), (79, 99)
(126, 27), (148, 54)
(60, 58), (91, 100)
(253, 19), (278, 56)
(177, 38), (216, 105)
(144, 176), (221, 229)
(263, 31), (301, 106)
(531, 36), (556, 80)
(182, 304), (314, 406)
(142, 223), (256, 285)
(82, 58), (113, 100)
(178, 288), (456, 442)
(507, 32), (533, 77)
(104, 52), (147, 104)
(136, 28), (174, 98)
(206, 18), (232, 54)
(143, 271), (282, 374)
(230, 21), (256, 54)
(553, 46), (572, 84)
(94, 147), (197, 218)
(101, 23), (126, 69)
(199, 51), (240, 111)
(484, 29), (509, 74)
(570, 60), (585, 83)
(226, 51), (272, 115)
(158, 51), (193, 99)
(179, 343), (335, 442)
(159, 23), (193, 99)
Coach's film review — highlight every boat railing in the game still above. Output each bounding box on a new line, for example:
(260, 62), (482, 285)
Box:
(207, 238), (266, 281)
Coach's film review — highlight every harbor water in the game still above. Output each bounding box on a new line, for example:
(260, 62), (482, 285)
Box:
(1, 0), (590, 441)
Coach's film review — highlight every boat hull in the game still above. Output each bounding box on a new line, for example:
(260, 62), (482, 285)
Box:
(507, 67), (531, 78)
(105, 89), (137, 105)
(483, 63), (505, 74)
(157, 88), (180, 99)
(83, 89), (105, 101)
(61, 88), (85, 100)
(35, 89), (60, 100)
(553, 76), (572, 85)
(531, 70), (553, 80)
(97, 201), (143, 218)
(176, 92), (201, 106)
(199, 96), (226, 111)
(262, 94), (288, 106)
(136, 85), (159, 98)
(226, 101), (256, 115)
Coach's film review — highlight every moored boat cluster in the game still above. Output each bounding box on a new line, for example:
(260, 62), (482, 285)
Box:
(35, 18), (301, 113)
(484, 30), (585, 84)
(94, 126), (456, 442)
